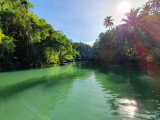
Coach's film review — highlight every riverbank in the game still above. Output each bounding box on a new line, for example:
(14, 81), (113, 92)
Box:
(0, 63), (57, 72)
(92, 60), (160, 66)
(0, 61), (80, 72)
(1, 60), (160, 72)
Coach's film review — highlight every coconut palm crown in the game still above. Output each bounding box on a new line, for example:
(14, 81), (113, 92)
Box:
(142, 2), (151, 13)
(149, 0), (160, 11)
(122, 8), (148, 32)
(103, 16), (114, 30)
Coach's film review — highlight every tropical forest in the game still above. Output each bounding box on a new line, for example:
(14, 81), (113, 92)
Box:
(1, 0), (160, 120)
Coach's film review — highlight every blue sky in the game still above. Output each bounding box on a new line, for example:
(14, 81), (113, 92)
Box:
(30, 0), (148, 45)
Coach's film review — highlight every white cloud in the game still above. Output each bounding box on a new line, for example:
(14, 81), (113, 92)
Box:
(85, 40), (95, 46)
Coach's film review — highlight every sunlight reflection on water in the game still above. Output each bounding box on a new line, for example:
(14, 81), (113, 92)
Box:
(119, 99), (137, 118)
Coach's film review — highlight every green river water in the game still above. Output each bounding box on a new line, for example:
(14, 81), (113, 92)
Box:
(0, 62), (160, 120)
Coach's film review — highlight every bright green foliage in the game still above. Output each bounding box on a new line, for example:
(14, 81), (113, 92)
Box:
(0, 0), (79, 70)
(0, 29), (15, 55)
(2, 0), (160, 70)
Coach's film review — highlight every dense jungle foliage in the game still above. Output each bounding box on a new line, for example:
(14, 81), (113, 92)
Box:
(93, 0), (160, 66)
(0, 0), (93, 71)
(1, 0), (160, 71)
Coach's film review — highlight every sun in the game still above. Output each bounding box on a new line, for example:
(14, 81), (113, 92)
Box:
(118, 2), (130, 13)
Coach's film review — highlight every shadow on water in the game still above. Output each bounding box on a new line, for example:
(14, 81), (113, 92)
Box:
(1, 61), (160, 119)
(74, 62), (160, 119)
(0, 65), (82, 120)
(0, 70), (81, 99)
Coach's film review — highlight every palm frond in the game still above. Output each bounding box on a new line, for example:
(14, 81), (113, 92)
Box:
(122, 18), (132, 23)
(137, 12), (149, 21)
(135, 7), (141, 14)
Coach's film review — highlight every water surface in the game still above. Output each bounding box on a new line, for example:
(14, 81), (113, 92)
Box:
(0, 62), (160, 120)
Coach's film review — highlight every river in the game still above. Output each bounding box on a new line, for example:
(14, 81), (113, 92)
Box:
(0, 62), (160, 120)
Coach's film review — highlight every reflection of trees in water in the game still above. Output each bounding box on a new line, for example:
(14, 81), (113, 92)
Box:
(0, 97), (6, 118)
(76, 62), (160, 119)
(0, 63), (81, 120)
(1, 62), (160, 119)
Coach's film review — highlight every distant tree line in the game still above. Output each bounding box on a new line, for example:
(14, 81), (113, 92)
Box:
(72, 42), (93, 61)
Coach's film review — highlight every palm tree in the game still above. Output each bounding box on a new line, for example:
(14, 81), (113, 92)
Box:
(142, 2), (151, 14)
(103, 16), (114, 30)
(122, 8), (148, 32)
(122, 7), (155, 66)
(149, 0), (160, 11)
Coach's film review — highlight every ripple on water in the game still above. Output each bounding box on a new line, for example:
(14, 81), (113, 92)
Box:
(118, 99), (137, 118)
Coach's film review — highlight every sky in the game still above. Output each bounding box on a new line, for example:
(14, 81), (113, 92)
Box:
(29, 0), (149, 45)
